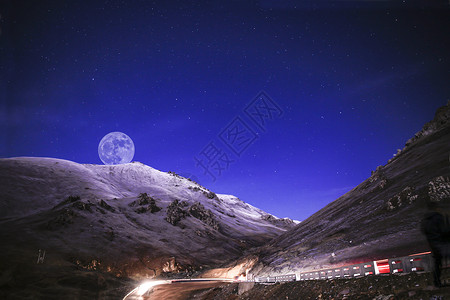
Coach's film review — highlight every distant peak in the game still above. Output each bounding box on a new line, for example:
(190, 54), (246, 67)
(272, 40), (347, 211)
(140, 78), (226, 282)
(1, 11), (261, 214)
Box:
(404, 101), (450, 148)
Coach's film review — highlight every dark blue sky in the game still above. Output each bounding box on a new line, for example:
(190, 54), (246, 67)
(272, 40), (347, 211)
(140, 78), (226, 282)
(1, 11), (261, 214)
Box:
(1, 0), (449, 220)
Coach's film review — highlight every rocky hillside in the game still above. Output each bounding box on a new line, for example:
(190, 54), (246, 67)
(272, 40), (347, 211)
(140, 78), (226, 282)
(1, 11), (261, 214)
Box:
(0, 157), (295, 288)
(247, 101), (450, 277)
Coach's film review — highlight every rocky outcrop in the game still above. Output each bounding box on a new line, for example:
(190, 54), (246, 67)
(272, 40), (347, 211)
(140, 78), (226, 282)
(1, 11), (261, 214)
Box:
(204, 191), (219, 201)
(370, 166), (389, 190)
(386, 186), (419, 211)
(99, 199), (115, 212)
(129, 193), (161, 214)
(261, 214), (296, 229)
(46, 196), (92, 229)
(161, 257), (183, 273)
(428, 176), (450, 205)
(405, 100), (450, 148)
(188, 202), (220, 230)
(383, 101), (450, 165)
(386, 176), (450, 211)
(72, 200), (94, 212)
(165, 200), (220, 230)
(165, 199), (189, 226)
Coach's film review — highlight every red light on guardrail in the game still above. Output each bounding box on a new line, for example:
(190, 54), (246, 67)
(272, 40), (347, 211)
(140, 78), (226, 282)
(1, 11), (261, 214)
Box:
(376, 261), (390, 274)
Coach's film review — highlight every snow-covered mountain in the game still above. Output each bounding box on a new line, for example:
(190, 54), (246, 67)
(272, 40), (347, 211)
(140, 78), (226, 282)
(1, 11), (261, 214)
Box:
(0, 157), (295, 288)
(246, 101), (450, 277)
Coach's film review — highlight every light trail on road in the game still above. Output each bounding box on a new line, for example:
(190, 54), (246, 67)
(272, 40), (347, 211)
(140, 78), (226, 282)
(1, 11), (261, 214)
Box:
(123, 278), (236, 300)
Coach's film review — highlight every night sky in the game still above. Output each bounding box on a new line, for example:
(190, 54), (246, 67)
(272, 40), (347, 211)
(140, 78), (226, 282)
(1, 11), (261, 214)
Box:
(1, 0), (449, 221)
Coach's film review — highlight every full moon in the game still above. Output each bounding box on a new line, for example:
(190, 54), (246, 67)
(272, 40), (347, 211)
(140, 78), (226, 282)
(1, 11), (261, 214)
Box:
(98, 132), (135, 165)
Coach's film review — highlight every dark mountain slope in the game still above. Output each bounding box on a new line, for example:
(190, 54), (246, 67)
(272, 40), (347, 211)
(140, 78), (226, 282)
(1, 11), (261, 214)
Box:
(249, 101), (450, 276)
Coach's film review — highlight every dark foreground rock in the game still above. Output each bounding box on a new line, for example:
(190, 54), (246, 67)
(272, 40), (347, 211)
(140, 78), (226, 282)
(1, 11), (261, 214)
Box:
(189, 272), (450, 300)
(0, 262), (136, 300)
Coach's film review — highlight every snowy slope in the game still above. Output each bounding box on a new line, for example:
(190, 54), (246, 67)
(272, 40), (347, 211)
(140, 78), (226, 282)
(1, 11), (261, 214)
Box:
(0, 157), (295, 281)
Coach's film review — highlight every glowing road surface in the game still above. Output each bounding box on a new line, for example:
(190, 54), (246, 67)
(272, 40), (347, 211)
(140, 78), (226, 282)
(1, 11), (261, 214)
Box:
(123, 278), (236, 300)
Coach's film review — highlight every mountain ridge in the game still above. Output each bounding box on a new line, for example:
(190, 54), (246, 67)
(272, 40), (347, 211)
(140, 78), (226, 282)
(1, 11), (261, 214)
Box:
(0, 156), (295, 287)
(243, 101), (450, 277)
